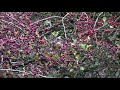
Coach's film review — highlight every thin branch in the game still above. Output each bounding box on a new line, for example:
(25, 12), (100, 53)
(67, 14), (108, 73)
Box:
(4, 12), (30, 30)
(93, 12), (104, 49)
(83, 12), (89, 22)
(40, 22), (62, 37)
(62, 13), (69, 39)
(0, 69), (25, 73)
(78, 12), (89, 22)
(31, 16), (63, 25)
(93, 12), (103, 28)
(0, 68), (53, 78)
(0, 20), (26, 34)
(95, 22), (108, 30)
(115, 16), (120, 22)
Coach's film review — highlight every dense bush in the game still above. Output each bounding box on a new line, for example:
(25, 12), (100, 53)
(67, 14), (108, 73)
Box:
(0, 12), (120, 78)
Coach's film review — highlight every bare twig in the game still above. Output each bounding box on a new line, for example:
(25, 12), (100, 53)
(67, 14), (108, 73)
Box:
(0, 69), (25, 73)
(115, 16), (120, 22)
(83, 12), (89, 22)
(62, 13), (69, 39)
(95, 22), (108, 31)
(31, 16), (63, 25)
(78, 12), (89, 22)
(0, 68), (53, 78)
(93, 12), (103, 28)
(0, 20), (26, 34)
(93, 12), (104, 49)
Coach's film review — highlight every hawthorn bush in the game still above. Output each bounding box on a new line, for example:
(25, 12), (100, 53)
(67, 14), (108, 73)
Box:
(0, 12), (120, 78)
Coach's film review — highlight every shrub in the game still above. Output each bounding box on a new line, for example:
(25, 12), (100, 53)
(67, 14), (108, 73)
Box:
(0, 12), (119, 78)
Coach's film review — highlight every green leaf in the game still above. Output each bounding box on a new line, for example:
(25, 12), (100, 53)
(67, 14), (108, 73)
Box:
(79, 44), (86, 50)
(115, 41), (120, 48)
(79, 43), (92, 51)
(21, 54), (26, 59)
(73, 39), (77, 43)
(115, 72), (119, 77)
(115, 41), (120, 45)
(80, 67), (85, 71)
(52, 54), (60, 61)
(44, 20), (51, 26)
(7, 51), (11, 54)
(71, 39), (77, 46)
(102, 17), (107, 22)
(52, 31), (59, 37)
(110, 26), (113, 28)
(73, 51), (77, 55)
(86, 45), (92, 50)
(75, 54), (81, 60)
